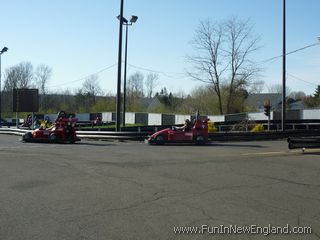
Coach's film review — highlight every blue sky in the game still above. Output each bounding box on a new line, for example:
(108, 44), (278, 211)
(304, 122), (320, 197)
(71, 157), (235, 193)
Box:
(0, 0), (319, 95)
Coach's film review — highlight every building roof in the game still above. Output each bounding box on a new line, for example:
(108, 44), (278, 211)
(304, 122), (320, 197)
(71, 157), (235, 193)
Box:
(245, 93), (282, 111)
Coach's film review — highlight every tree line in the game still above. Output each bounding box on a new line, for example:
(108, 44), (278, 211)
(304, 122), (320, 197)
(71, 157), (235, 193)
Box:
(1, 17), (319, 118)
(1, 60), (318, 118)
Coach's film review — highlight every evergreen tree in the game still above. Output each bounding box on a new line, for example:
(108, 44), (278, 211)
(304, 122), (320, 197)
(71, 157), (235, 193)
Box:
(313, 85), (320, 98)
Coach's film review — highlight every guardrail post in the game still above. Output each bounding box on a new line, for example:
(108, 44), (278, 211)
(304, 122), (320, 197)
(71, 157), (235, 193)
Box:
(138, 127), (141, 133)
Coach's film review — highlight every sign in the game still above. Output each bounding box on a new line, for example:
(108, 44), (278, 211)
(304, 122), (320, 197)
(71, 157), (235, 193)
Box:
(13, 88), (39, 112)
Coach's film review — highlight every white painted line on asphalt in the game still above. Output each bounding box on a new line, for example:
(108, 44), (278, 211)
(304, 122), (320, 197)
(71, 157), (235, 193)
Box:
(241, 151), (286, 156)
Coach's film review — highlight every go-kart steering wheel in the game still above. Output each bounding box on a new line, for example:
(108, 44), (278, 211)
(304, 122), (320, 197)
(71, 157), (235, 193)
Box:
(58, 111), (66, 118)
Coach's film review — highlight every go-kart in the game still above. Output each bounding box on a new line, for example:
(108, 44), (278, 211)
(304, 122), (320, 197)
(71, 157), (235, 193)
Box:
(288, 136), (320, 151)
(148, 119), (209, 145)
(22, 117), (80, 144)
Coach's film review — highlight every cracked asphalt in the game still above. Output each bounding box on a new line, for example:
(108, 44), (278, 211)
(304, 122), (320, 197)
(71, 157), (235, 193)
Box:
(0, 134), (319, 240)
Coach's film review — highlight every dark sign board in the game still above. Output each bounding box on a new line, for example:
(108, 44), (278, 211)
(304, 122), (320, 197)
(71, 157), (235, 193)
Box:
(13, 89), (39, 112)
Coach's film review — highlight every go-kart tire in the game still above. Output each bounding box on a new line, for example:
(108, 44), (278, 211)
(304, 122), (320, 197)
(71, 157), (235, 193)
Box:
(23, 132), (33, 141)
(155, 135), (165, 145)
(195, 135), (205, 145)
(49, 133), (58, 140)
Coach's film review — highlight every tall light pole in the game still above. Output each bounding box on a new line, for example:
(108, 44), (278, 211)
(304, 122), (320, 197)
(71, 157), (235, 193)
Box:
(0, 47), (8, 127)
(282, 0), (286, 131)
(116, 0), (124, 132)
(119, 15), (138, 127)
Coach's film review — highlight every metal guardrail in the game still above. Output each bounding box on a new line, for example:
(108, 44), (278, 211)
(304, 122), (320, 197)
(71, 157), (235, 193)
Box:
(0, 127), (149, 140)
(0, 128), (28, 136)
(208, 130), (320, 141)
(1, 127), (320, 142)
(77, 130), (148, 140)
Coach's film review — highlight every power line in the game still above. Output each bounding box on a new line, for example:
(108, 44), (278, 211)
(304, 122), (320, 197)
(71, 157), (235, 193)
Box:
(287, 72), (318, 87)
(47, 41), (319, 90)
(48, 62), (186, 91)
(48, 63), (117, 89)
(258, 41), (320, 65)
(127, 63), (186, 79)
(127, 42), (320, 77)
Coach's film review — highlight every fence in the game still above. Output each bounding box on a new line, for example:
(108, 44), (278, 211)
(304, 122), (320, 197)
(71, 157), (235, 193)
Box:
(3, 109), (320, 126)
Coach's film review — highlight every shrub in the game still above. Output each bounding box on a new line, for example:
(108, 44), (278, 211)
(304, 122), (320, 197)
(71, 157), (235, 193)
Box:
(250, 124), (265, 132)
(208, 121), (218, 133)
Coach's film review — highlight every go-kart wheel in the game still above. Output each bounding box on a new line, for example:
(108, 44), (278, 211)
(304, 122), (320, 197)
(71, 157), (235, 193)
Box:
(155, 135), (165, 145)
(49, 133), (57, 140)
(23, 132), (33, 141)
(195, 135), (205, 145)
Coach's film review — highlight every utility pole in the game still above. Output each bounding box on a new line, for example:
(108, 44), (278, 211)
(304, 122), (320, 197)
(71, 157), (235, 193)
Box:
(282, 0), (286, 131)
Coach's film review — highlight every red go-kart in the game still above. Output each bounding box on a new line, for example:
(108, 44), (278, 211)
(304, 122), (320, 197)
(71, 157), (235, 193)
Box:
(22, 117), (80, 144)
(148, 119), (209, 145)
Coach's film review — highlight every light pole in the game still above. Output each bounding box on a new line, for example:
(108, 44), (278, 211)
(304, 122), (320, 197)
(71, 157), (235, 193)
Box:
(116, 0), (124, 132)
(0, 47), (8, 127)
(118, 15), (138, 127)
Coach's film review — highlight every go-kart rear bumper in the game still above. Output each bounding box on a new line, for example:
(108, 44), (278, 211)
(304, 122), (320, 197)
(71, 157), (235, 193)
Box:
(288, 137), (320, 149)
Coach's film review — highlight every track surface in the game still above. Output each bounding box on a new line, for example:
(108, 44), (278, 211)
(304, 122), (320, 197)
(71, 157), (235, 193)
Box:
(0, 135), (319, 240)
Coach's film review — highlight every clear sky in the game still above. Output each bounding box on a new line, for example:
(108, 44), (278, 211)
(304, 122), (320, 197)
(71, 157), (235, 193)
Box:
(0, 0), (319, 95)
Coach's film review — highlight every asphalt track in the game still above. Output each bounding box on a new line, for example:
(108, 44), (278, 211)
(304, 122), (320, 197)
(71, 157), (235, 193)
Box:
(0, 134), (319, 240)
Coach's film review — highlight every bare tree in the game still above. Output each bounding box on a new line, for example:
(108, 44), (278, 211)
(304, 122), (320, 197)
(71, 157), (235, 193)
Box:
(2, 62), (34, 113)
(3, 62), (34, 91)
(187, 20), (224, 114)
(35, 64), (52, 111)
(125, 72), (145, 111)
(35, 64), (52, 95)
(83, 75), (102, 96)
(268, 84), (291, 96)
(127, 72), (144, 99)
(225, 17), (260, 113)
(248, 80), (265, 94)
(145, 73), (159, 98)
(73, 75), (103, 112)
(82, 74), (103, 105)
(288, 91), (306, 100)
(187, 17), (260, 114)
